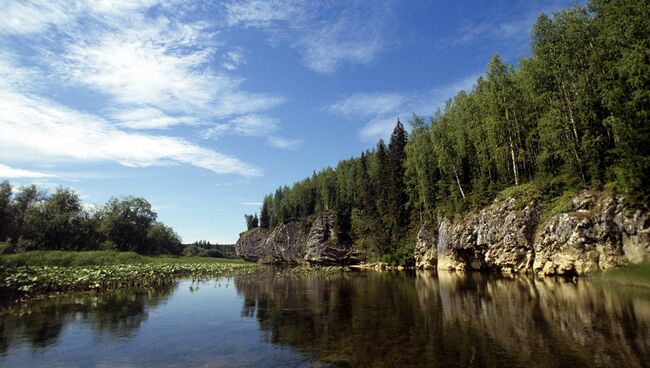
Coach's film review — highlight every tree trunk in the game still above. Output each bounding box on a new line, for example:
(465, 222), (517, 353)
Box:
(452, 164), (466, 200)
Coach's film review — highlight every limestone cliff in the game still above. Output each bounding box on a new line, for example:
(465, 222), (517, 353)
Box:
(235, 211), (361, 265)
(418, 190), (649, 275)
(238, 190), (648, 274)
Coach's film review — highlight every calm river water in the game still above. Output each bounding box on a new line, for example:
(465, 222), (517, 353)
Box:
(1, 269), (649, 367)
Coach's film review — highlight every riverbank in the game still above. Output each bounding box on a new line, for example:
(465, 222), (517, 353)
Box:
(0, 249), (249, 267)
(0, 250), (255, 300)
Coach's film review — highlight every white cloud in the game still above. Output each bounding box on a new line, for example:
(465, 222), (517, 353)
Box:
(0, 89), (261, 177)
(329, 93), (407, 117)
(300, 15), (385, 74)
(223, 49), (247, 71)
(0, 164), (56, 179)
(0, 0), (160, 36)
(224, 0), (300, 27)
(330, 74), (479, 142)
(266, 136), (302, 150)
(241, 201), (262, 206)
(231, 114), (278, 136)
(112, 107), (198, 129)
(0, 1), (75, 35)
(359, 117), (400, 142)
(62, 28), (219, 111)
(224, 0), (392, 73)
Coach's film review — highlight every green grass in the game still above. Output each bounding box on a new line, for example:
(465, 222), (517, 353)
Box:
(0, 242), (8, 254)
(589, 261), (650, 288)
(0, 250), (250, 267)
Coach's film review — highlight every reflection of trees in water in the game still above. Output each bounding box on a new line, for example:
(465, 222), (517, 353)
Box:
(0, 283), (176, 355)
(234, 269), (650, 368)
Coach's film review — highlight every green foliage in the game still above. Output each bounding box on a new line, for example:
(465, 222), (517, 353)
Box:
(248, 1), (649, 264)
(244, 213), (259, 230)
(0, 182), (184, 255)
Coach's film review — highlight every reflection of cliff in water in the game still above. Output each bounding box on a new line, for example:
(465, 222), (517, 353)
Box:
(0, 284), (175, 355)
(235, 269), (650, 368)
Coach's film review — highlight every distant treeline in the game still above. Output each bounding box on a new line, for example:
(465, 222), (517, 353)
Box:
(246, 1), (649, 264)
(183, 240), (237, 259)
(0, 181), (182, 255)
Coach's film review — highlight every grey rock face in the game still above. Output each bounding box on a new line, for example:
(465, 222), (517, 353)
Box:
(478, 199), (539, 273)
(414, 227), (437, 269)
(532, 191), (648, 275)
(235, 227), (269, 262)
(235, 211), (360, 265)
(434, 199), (539, 272)
(420, 190), (648, 275)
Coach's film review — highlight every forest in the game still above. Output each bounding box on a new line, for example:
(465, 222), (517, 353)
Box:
(245, 0), (649, 264)
(0, 182), (183, 255)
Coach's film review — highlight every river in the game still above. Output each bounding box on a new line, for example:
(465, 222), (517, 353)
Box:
(1, 269), (648, 367)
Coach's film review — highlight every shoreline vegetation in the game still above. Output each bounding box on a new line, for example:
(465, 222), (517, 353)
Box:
(0, 249), (255, 301)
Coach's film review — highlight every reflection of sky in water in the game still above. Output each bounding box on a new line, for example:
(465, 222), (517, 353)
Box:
(0, 279), (311, 368)
(1, 271), (649, 368)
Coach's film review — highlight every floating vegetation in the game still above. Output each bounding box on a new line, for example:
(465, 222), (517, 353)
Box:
(0, 263), (257, 300)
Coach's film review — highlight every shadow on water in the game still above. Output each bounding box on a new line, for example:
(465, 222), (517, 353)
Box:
(0, 269), (648, 367)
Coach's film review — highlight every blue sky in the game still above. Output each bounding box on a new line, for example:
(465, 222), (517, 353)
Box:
(0, 0), (576, 243)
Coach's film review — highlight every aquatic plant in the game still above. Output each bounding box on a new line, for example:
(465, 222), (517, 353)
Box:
(0, 263), (256, 299)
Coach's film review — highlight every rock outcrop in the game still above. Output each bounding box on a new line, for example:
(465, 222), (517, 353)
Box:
(419, 190), (649, 275)
(235, 211), (360, 265)
(414, 227), (436, 269)
(434, 198), (540, 272)
(532, 191), (648, 275)
(239, 190), (648, 275)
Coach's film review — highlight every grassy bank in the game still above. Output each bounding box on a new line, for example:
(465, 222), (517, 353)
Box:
(0, 250), (254, 300)
(0, 250), (249, 267)
(588, 261), (650, 288)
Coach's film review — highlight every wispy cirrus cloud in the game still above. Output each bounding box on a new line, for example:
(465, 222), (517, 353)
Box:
(0, 0), (296, 181)
(328, 93), (406, 117)
(266, 136), (302, 151)
(0, 0), (160, 36)
(223, 49), (247, 71)
(439, 2), (571, 55)
(111, 108), (199, 130)
(0, 88), (261, 176)
(223, 0), (394, 73)
(0, 164), (56, 179)
(329, 74), (479, 141)
(201, 114), (302, 150)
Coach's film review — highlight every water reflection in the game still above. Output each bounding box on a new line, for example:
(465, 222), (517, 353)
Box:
(235, 270), (650, 368)
(0, 271), (648, 367)
(0, 284), (174, 356)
